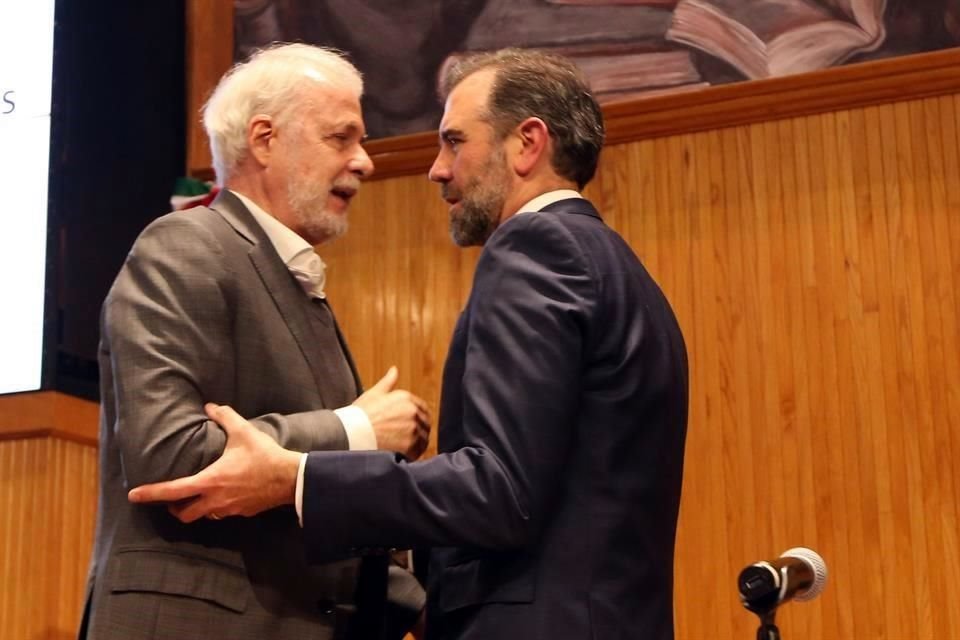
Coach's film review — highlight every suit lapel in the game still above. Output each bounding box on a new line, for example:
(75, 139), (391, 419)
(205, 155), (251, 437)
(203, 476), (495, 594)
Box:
(209, 190), (339, 408)
(326, 301), (364, 395)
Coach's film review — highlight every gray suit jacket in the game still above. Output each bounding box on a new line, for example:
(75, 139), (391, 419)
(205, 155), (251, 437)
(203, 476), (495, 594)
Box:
(82, 191), (422, 639)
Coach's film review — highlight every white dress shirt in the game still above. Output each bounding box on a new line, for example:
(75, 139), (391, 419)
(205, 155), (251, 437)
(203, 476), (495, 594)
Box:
(230, 191), (378, 519)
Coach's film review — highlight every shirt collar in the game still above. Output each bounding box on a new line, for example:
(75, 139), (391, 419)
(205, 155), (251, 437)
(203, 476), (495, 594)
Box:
(230, 189), (327, 298)
(516, 189), (583, 214)
(230, 190), (314, 263)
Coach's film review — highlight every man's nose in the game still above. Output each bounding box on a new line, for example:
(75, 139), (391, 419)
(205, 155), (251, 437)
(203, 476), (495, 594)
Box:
(428, 152), (450, 183)
(350, 145), (374, 178)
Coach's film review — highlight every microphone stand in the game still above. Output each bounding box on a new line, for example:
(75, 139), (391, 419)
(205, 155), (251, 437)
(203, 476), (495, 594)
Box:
(754, 610), (781, 640)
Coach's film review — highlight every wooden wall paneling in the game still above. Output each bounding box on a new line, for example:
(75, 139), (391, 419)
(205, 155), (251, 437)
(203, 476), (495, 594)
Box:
(0, 440), (21, 637)
(714, 124), (763, 636)
(892, 99), (937, 639)
(714, 125), (742, 627)
(780, 114), (818, 637)
(838, 107), (872, 638)
(810, 109), (845, 637)
(778, 116), (806, 557)
(56, 437), (97, 633)
(847, 105), (888, 640)
(0, 392), (99, 636)
(661, 130), (719, 638)
(787, 115), (821, 613)
(772, 116), (811, 640)
(652, 135), (677, 290)
(935, 94), (960, 640)
(951, 96), (960, 356)
(0, 437), (97, 639)
(722, 124), (759, 579)
(706, 128), (729, 611)
(920, 95), (960, 637)
(921, 95), (955, 634)
(923, 95), (960, 638)
(904, 98), (944, 638)
(185, 0), (233, 179)
(747, 120), (782, 566)
(798, 111), (833, 637)
(859, 101), (902, 640)
(949, 96), (960, 533)
(877, 100), (923, 638)
(802, 112), (829, 637)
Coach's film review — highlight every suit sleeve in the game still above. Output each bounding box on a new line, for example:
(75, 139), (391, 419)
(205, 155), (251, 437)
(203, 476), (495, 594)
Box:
(105, 213), (347, 488)
(302, 212), (595, 552)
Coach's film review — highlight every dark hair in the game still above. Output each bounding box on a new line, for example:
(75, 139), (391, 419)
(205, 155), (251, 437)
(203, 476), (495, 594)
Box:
(440, 48), (605, 189)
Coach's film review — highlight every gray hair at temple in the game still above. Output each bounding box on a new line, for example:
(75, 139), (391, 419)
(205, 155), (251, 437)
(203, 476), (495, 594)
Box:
(203, 43), (363, 185)
(440, 48), (605, 190)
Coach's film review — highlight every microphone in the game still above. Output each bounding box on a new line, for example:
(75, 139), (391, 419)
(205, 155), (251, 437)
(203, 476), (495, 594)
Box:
(738, 547), (828, 613)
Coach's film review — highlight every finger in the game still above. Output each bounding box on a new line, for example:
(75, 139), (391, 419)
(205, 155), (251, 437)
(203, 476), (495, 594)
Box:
(128, 475), (205, 504)
(414, 409), (431, 435)
(409, 394), (430, 416)
(416, 426), (430, 451)
(410, 436), (428, 460)
(205, 403), (248, 435)
(168, 498), (214, 524)
(368, 366), (399, 394)
(416, 408), (431, 429)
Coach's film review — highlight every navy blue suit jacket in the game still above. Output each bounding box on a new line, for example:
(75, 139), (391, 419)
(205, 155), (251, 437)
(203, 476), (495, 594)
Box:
(303, 198), (688, 639)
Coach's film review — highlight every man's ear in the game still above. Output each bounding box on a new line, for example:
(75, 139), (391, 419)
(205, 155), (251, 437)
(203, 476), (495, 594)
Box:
(247, 115), (274, 167)
(513, 117), (550, 178)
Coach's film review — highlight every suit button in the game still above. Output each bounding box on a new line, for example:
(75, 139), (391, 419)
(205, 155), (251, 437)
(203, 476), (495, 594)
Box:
(317, 599), (336, 615)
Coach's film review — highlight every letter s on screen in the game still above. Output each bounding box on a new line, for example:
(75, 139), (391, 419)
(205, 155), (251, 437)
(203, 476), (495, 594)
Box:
(1, 90), (15, 114)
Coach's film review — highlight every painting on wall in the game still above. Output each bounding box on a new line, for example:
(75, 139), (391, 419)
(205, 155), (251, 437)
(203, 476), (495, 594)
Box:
(235, 0), (960, 139)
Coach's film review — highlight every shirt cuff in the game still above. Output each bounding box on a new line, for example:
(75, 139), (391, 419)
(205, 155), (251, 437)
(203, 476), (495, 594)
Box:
(334, 405), (377, 451)
(295, 452), (307, 526)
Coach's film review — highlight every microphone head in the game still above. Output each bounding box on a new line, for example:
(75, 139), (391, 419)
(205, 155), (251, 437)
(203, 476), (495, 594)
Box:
(781, 547), (827, 601)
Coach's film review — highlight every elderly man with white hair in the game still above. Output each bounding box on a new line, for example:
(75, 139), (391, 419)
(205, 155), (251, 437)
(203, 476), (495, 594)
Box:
(80, 43), (428, 640)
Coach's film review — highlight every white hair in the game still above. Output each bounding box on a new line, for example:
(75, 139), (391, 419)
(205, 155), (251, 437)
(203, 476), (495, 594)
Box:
(203, 43), (363, 184)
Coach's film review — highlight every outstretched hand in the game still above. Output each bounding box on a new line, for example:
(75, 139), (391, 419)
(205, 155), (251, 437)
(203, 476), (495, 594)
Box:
(353, 366), (431, 460)
(127, 403), (302, 522)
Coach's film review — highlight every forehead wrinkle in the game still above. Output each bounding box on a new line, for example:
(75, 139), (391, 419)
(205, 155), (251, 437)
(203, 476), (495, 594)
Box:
(296, 94), (365, 138)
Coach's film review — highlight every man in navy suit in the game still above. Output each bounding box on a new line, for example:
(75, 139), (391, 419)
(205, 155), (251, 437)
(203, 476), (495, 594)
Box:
(131, 48), (689, 640)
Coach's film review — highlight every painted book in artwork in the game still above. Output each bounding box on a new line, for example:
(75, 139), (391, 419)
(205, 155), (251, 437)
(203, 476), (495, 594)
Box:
(665, 0), (888, 79)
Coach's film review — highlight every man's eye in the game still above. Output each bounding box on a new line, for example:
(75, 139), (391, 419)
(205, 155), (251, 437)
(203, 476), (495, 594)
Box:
(325, 132), (350, 144)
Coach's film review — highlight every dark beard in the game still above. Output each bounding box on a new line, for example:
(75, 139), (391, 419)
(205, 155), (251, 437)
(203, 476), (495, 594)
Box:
(447, 152), (508, 247)
(450, 198), (499, 247)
